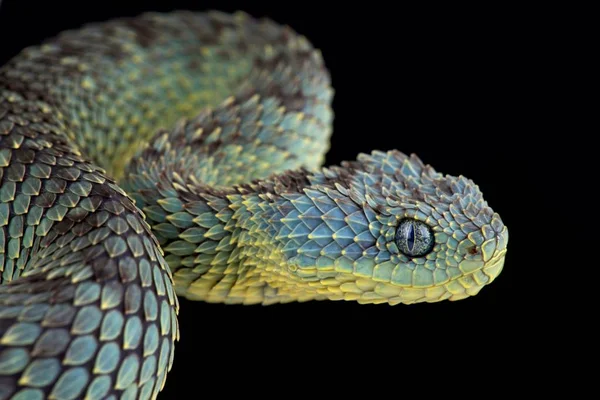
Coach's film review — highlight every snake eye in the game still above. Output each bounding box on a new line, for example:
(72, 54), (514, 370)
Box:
(396, 219), (434, 257)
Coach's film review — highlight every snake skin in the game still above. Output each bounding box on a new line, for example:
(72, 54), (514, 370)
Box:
(0, 10), (508, 400)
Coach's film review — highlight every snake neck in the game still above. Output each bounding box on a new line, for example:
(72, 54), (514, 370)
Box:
(120, 86), (334, 304)
(111, 12), (334, 304)
(121, 162), (319, 304)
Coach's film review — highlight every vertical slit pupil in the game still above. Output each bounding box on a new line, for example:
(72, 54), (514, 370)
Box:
(396, 219), (434, 258)
(407, 222), (415, 251)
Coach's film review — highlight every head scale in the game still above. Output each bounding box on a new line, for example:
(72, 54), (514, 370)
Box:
(272, 149), (508, 305)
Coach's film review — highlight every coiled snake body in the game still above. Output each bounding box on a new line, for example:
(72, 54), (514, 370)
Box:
(0, 10), (508, 400)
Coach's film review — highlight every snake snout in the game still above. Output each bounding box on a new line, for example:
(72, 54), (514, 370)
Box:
(481, 222), (508, 283)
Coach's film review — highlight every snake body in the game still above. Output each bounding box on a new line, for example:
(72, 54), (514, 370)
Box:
(0, 10), (508, 400)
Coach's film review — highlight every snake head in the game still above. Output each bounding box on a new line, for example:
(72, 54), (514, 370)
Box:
(356, 150), (509, 303)
(276, 149), (508, 305)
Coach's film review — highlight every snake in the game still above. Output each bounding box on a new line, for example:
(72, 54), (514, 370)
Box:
(0, 9), (508, 400)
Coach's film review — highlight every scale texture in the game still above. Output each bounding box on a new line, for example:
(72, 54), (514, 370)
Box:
(0, 10), (508, 400)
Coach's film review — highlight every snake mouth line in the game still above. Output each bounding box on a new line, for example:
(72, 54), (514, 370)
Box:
(288, 251), (508, 305)
(309, 249), (508, 288)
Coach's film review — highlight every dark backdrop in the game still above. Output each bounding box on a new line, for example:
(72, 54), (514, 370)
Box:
(0, 0), (539, 396)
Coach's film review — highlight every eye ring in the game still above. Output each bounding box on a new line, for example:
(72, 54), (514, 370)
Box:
(395, 218), (435, 258)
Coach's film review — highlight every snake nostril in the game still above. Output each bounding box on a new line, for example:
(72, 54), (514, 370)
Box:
(468, 246), (479, 255)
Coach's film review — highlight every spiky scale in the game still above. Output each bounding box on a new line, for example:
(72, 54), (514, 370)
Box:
(85, 376), (112, 400)
(104, 236), (127, 258)
(71, 305), (102, 335)
(94, 342), (120, 374)
(144, 290), (158, 321)
(157, 338), (171, 377)
(140, 377), (156, 400)
(152, 223), (179, 239)
(138, 259), (152, 287)
(116, 353), (140, 390)
(124, 284), (142, 314)
(0, 149), (11, 167)
(143, 237), (158, 261)
(144, 325), (160, 357)
(152, 267), (166, 296)
(107, 217), (129, 235)
(69, 181), (92, 197)
(44, 178), (67, 194)
(7, 237), (20, 259)
(0, 348), (30, 374)
(203, 224), (226, 240)
(46, 205), (68, 221)
(64, 335), (98, 365)
(121, 385), (139, 400)
(167, 212), (195, 229)
(140, 354), (157, 384)
(118, 258), (138, 284)
(179, 227), (207, 243)
(18, 304), (49, 322)
(124, 316), (143, 350)
(74, 282), (101, 306)
(0, 322), (41, 346)
(30, 329), (70, 358)
(163, 240), (196, 256)
(157, 198), (184, 213)
(143, 206), (167, 223)
(100, 310), (125, 342)
(103, 201), (125, 216)
(298, 206), (322, 229)
(332, 226), (355, 248)
(11, 389), (45, 400)
(101, 281), (124, 310)
(0, 203), (9, 227)
(195, 240), (218, 254)
(0, 182), (16, 202)
(160, 300), (171, 335)
(12, 194), (31, 216)
(18, 358), (60, 387)
(297, 240), (321, 257)
(78, 197), (101, 213)
(49, 367), (89, 400)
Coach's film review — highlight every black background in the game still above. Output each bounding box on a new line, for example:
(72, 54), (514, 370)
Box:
(1, 0), (541, 396)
